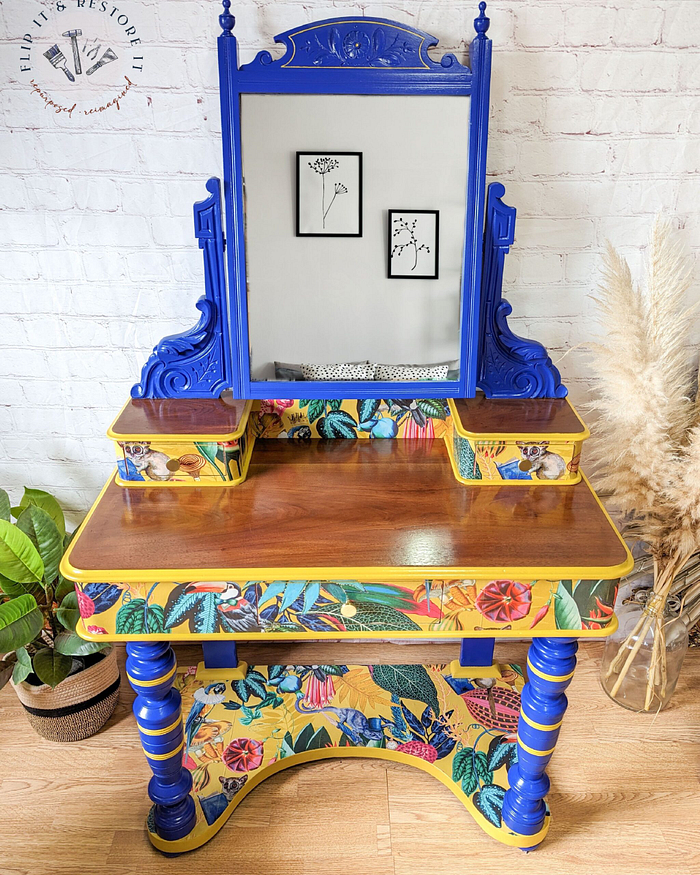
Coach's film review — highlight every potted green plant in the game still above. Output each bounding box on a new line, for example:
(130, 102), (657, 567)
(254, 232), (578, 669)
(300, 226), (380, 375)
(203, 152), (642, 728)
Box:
(0, 487), (119, 741)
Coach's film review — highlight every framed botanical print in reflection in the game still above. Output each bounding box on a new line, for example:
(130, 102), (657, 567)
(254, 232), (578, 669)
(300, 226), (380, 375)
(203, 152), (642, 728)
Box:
(388, 209), (440, 279)
(296, 151), (363, 237)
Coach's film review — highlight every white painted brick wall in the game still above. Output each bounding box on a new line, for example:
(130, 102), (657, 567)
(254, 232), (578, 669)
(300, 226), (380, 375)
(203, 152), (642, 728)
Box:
(1, 0), (699, 524)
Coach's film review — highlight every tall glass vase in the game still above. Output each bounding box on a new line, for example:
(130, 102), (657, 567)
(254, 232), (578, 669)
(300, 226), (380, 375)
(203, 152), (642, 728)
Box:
(600, 595), (688, 712)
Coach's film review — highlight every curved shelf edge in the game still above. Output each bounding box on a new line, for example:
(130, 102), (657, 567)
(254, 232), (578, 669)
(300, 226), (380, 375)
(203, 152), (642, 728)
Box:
(147, 747), (550, 854)
(145, 661), (549, 855)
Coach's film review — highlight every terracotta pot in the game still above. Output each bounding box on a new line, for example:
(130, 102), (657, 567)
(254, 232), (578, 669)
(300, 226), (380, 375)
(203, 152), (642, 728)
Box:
(11, 646), (120, 742)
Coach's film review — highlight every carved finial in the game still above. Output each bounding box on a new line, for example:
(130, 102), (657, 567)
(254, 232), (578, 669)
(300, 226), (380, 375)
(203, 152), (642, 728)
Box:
(219, 0), (235, 36)
(474, 2), (490, 37)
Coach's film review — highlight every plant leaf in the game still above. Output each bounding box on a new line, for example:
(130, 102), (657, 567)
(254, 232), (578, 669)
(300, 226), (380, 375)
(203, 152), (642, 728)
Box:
(472, 783), (506, 827)
(0, 594), (44, 651)
(193, 592), (219, 633)
(0, 572), (43, 600)
(452, 746), (472, 782)
(16, 505), (62, 587)
(319, 409), (358, 438)
(82, 582), (122, 613)
(339, 603), (422, 635)
(115, 598), (147, 634)
(0, 519), (44, 584)
(416, 399), (448, 420)
(486, 734), (518, 772)
(258, 581), (288, 609)
(19, 488), (65, 537)
(553, 581), (583, 630)
(279, 581), (307, 613)
(370, 663), (440, 716)
(306, 399), (326, 424)
(55, 631), (108, 656)
(55, 590), (80, 632)
(54, 576), (76, 604)
(12, 646), (32, 684)
(33, 647), (72, 688)
(0, 489), (11, 522)
(357, 399), (381, 423)
(303, 581), (322, 614)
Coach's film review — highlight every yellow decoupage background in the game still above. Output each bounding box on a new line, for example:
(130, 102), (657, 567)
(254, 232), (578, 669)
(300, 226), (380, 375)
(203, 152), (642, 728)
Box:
(75, 577), (619, 641)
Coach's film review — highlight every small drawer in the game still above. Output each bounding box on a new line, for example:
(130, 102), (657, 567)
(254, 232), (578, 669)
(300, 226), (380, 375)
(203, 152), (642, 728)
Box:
(445, 396), (588, 485)
(109, 397), (255, 487)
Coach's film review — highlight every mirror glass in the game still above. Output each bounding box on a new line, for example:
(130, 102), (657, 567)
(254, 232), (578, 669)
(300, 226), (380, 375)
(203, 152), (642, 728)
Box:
(240, 93), (470, 383)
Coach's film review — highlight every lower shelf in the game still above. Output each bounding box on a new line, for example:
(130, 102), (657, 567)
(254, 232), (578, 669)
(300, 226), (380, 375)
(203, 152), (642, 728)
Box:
(147, 662), (549, 853)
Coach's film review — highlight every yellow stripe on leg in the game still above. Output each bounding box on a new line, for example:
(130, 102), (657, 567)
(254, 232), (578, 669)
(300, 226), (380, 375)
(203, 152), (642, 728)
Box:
(527, 658), (575, 683)
(142, 739), (185, 761)
(520, 711), (563, 732)
(127, 664), (177, 687)
(138, 716), (183, 737)
(517, 735), (556, 757)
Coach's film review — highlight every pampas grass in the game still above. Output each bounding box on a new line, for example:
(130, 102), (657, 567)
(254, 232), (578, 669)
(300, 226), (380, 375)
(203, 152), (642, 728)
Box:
(589, 218), (698, 710)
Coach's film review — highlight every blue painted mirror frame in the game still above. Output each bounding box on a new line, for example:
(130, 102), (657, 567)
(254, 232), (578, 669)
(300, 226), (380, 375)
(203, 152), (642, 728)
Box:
(132, 2), (565, 400)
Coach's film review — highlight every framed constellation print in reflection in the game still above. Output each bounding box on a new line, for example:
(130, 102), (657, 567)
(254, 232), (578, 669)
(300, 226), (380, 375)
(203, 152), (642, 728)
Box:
(296, 151), (363, 237)
(388, 209), (440, 279)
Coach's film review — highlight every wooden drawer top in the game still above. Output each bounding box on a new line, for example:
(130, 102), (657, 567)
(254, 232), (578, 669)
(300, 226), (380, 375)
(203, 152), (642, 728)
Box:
(108, 397), (252, 440)
(450, 396), (589, 438)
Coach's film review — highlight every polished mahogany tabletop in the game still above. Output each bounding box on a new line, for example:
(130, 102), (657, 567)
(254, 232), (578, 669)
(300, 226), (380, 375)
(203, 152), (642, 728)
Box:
(452, 396), (587, 435)
(109, 396), (249, 437)
(65, 439), (631, 582)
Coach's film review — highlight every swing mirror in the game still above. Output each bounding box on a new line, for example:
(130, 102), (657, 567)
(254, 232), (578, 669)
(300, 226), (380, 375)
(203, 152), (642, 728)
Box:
(220, 16), (492, 399)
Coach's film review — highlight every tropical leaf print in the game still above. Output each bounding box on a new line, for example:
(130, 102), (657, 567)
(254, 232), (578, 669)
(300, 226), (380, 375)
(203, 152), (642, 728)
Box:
(335, 667), (392, 711)
(473, 783), (506, 828)
(370, 664), (440, 716)
(193, 592), (220, 634)
(317, 410), (358, 438)
(415, 399), (449, 420)
(553, 581), (582, 630)
(163, 588), (204, 629)
(82, 583), (122, 614)
(328, 603), (422, 633)
(485, 734), (518, 772)
(357, 398), (381, 424)
(115, 599), (165, 634)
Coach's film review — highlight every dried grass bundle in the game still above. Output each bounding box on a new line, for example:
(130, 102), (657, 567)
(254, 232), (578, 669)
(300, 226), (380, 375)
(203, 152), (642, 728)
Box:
(589, 218), (698, 709)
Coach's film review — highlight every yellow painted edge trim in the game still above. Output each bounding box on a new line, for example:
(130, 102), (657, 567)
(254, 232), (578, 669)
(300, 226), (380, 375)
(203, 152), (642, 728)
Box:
(114, 431), (256, 489)
(443, 426), (583, 487)
(61, 469), (634, 584)
(107, 399), (254, 441)
(195, 661), (248, 681)
(75, 613), (618, 644)
(517, 736), (556, 757)
(521, 712), (562, 732)
(143, 739), (184, 761)
(126, 664), (177, 687)
(147, 746), (549, 853)
(137, 716), (182, 737)
(448, 659), (502, 679)
(447, 397), (591, 442)
(527, 659), (575, 683)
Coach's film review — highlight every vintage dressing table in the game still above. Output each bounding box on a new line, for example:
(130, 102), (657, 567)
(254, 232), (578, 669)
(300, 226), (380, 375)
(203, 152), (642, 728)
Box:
(60, 3), (633, 854)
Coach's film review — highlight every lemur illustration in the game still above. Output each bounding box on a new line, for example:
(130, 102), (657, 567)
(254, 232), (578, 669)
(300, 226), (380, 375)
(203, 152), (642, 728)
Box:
(515, 441), (566, 480)
(118, 441), (172, 481)
(198, 775), (248, 826)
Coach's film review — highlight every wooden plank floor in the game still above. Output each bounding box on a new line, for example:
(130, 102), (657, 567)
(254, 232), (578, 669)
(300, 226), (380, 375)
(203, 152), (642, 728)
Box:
(1, 641), (698, 875)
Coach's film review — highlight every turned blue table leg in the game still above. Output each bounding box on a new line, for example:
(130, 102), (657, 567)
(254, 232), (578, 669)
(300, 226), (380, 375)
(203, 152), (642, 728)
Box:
(126, 642), (196, 842)
(502, 636), (578, 838)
